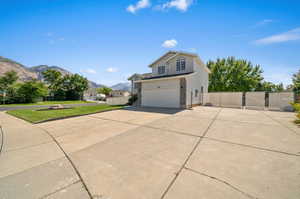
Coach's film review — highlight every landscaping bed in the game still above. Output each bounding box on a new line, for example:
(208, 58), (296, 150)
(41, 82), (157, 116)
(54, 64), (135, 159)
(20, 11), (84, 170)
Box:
(7, 104), (124, 123)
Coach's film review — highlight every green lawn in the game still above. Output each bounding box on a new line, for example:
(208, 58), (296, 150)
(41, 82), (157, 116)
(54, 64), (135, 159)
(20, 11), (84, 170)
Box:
(7, 104), (124, 123)
(0, 100), (93, 107)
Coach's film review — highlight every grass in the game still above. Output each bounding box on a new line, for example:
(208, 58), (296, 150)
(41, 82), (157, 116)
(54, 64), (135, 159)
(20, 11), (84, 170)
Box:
(7, 104), (124, 123)
(291, 103), (300, 125)
(0, 100), (93, 107)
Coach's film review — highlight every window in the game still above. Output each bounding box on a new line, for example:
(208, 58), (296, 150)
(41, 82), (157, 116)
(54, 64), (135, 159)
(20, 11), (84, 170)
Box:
(176, 58), (186, 71)
(195, 89), (199, 97)
(158, 66), (165, 74)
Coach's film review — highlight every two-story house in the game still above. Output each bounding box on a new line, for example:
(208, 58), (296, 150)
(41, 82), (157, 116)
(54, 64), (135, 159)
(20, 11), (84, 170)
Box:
(133, 51), (210, 108)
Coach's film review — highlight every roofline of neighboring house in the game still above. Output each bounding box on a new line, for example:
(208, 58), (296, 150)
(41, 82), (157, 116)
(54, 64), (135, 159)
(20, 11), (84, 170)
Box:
(134, 72), (195, 83)
(148, 51), (198, 68)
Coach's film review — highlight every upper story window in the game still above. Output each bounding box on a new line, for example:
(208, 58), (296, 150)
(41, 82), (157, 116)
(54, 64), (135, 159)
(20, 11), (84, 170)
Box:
(158, 66), (165, 74)
(176, 58), (186, 71)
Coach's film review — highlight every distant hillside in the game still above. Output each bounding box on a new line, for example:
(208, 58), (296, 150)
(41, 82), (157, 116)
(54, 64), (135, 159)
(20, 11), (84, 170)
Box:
(0, 56), (37, 81)
(0, 56), (105, 88)
(110, 82), (131, 91)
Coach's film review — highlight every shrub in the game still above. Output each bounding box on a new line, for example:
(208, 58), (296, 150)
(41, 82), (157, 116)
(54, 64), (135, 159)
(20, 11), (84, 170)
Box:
(292, 103), (300, 124)
(128, 94), (138, 105)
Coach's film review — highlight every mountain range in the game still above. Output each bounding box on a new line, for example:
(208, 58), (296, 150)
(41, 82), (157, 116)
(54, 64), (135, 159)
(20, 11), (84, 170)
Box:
(0, 56), (130, 90)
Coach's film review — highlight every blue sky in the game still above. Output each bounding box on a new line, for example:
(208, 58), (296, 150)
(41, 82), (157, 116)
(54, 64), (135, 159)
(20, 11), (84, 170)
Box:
(0, 0), (299, 86)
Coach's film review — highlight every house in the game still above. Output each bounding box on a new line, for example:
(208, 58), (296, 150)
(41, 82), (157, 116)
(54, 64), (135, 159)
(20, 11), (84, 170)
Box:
(132, 51), (210, 108)
(110, 90), (130, 97)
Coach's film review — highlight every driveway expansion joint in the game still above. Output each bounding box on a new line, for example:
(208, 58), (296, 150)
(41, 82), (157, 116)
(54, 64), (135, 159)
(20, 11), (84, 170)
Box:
(39, 180), (81, 199)
(261, 111), (300, 137)
(160, 108), (223, 199)
(203, 137), (300, 157)
(183, 167), (259, 199)
(39, 127), (93, 199)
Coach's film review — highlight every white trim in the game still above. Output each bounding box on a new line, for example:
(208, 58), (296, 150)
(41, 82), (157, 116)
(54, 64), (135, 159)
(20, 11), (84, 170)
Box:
(134, 72), (196, 83)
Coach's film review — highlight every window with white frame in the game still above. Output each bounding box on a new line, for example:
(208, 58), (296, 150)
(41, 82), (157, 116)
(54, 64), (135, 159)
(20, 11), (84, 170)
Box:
(158, 66), (165, 74)
(176, 58), (186, 71)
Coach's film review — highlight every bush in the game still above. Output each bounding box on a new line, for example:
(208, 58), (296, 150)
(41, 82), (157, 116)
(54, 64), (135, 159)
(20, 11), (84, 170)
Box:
(128, 94), (138, 105)
(292, 103), (300, 124)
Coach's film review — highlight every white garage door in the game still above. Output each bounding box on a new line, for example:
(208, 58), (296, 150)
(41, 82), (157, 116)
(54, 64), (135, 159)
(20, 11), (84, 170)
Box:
(141, 79), (180, 108)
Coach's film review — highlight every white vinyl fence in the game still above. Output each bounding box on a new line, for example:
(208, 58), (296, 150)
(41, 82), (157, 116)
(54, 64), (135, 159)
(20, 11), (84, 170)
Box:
(245, 92), (265, 110)
(203, 91), (295, 112)
(269, 92), (294, 111)
(204, 92), (243, 108)
(106, 96), (130, 105)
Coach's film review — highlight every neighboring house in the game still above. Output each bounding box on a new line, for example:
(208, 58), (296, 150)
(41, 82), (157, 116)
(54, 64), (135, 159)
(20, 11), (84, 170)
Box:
(132, 51), (210, 108)
(110, 90), (130, 97)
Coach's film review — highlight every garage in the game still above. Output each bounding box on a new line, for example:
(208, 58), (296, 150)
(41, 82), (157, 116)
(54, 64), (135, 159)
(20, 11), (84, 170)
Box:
(141, 79), (180, 108)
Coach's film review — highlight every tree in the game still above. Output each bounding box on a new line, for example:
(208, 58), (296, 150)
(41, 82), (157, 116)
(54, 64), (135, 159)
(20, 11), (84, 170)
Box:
(208, 57), (264, 92)
(16, 80), (48, 103)
(42, 69), (88, 100)
(256, 81), (284, 92)
(62, 74), (89, 100)
(97, 87), (112, 96)
(0, 71), (18, 91)
(42, 69), (63, 98)
(292, 70), (300, 93)
(0, 71), (18, 104)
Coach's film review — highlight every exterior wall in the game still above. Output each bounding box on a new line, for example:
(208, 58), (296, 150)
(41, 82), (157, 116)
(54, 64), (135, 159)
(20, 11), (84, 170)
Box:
(141, 79), (180, 108)
(186, 58), (209, 107)
(110, 91), (130, 97)
(152, 55), (194, 77)
(245, 92), (265, 110)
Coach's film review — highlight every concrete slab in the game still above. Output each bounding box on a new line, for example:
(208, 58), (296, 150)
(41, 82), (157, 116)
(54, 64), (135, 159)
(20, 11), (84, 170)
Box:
(70, 126), (198, 199)
(43, 182), (90, 199)
(164, 169), (249, 199)
(92, 109), (170, 125)
(56, 119), (137, 153)
(206, 119), (300, 155)
(0, 112), (52, 152)
(147, 115), (212, 136)
(0, 158), (79, 199)
(217, 108), (279, 125)
(0, 142), (64, 178)
(37, 116), (110, 138)
(186, 139), (300, 199)
(175, 106), (221, 120)
(263, 111), (300, 135)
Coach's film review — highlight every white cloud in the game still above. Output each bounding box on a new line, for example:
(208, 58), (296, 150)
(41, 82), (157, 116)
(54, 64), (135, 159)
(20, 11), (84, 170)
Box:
(254, 19), (273, 27)
(160, 0), (194, 12)
(126, 0), (150, 14)
(106, 67), (118, 73)
(81, 68), (97, 74)
(254, 27), (300, 45)
(162, 39), (178, 48)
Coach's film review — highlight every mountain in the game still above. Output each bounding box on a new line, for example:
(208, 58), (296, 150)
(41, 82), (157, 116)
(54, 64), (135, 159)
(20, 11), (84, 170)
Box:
(0, 56), (105, 88)
(110, 82), (131, 91)
(0, 56), (38, 81)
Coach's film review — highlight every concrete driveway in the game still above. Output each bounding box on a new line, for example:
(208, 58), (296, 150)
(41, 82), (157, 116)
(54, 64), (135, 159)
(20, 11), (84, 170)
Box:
(0, 107), (300, 199)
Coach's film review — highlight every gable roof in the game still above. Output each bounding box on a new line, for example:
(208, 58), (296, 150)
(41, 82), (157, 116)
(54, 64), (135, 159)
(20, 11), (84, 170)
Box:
(148, 51), (211, 73)
(148, 51), (198, 67)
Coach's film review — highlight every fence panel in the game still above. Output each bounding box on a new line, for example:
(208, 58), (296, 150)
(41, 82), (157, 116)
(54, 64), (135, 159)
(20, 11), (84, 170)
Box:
(269, 92), (294, 111)
(106, 96), (129, 105)
(220, 92), (243, 108)
(245, 92), (265, 110)
(206, 92), (221, 106)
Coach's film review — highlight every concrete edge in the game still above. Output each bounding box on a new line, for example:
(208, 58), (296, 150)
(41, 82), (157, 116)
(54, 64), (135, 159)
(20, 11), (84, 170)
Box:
(0, 125), (3, 155)
(6, 106), (126, 125)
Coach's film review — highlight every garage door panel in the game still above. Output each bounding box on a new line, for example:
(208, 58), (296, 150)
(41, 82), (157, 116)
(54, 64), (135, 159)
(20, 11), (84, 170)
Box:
(141, 80), (180, 108)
